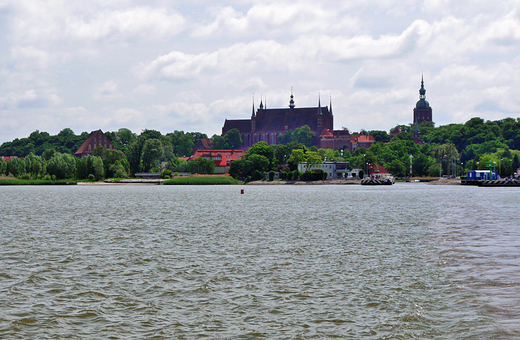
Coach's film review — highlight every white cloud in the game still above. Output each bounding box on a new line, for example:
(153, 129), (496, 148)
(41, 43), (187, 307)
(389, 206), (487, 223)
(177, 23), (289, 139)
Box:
(93, 80), (123, 101)
(3, 0), (520, 143)
(0, 90), (61, 110)
(191, 2), (358, 38)
(133, 84), (156, 95)
(9, 2), (186, 43)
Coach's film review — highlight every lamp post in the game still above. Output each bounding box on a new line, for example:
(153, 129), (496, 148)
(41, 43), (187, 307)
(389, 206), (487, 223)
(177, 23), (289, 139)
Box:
(364, 154), (366, 178)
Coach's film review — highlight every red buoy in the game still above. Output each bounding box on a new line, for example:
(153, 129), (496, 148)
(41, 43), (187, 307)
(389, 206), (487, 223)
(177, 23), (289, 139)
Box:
(241, 189), (244, 194)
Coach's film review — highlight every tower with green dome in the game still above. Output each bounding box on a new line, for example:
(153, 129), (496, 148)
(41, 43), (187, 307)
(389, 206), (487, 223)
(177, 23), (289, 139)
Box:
(413, 76), (432, 125)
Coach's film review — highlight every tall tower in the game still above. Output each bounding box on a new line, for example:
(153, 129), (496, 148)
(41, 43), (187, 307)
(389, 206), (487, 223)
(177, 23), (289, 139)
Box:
(413, 76), (432, 125)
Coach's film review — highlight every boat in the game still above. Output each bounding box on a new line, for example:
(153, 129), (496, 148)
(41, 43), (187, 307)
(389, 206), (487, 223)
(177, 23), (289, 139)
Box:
(361, 177), (394, 185)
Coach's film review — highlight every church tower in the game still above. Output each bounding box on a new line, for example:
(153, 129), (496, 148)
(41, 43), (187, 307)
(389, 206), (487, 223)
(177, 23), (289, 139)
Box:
(413, 76), (432, 125)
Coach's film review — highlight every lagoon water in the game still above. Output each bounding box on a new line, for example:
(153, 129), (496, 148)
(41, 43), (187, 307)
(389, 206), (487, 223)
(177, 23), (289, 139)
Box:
(1, 183), (519, 339)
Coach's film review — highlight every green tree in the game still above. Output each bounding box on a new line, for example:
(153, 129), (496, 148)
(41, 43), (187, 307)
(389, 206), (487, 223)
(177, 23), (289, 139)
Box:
(177, 133), (194, 157)
(513, 154), (520, 173)
(92, 156), (105, 180)
(117, 128), (136, 145)
(224, 128), (243, 149)
(125, 136), (146, 175)
(140, 129), (162, 140)
(6, 157), (26, 177)
(46, 153), (76, 179)
(369, 130), (390, 143)
(293, 125), (316, 146)
(0, 158), (6, 175)
(386, 159), (406, 177)
(188, 157), (215, 174)
(211, 135), (229, 149)
(246, 142), (276, 170)
(142, 139), (164, 172)
(102, 149), (129, 178)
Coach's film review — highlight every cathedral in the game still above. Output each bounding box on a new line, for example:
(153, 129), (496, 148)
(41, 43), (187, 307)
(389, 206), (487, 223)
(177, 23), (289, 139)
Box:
(413, 76), (433, 125)
(222, 91), (334, 150)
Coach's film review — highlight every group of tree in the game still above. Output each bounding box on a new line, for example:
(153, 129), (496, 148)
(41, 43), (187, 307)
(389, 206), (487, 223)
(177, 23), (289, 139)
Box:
(3, 116), (520, 180)
(209, 128), (243, 149)
(0, 146), (130, 181)
(0, 127), (213, 179)
(0, 128), (208, 159)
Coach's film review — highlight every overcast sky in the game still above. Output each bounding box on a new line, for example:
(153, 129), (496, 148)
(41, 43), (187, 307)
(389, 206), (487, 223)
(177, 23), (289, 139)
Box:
(1, 0), (520, 144)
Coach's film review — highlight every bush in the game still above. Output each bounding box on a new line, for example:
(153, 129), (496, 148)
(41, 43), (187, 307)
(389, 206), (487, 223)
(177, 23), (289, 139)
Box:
(19, 173), (31, 180)
(161, 169), (172, 179)
(301, 169), (325, 181)
(252, 170), (263, 181)
(88, 174), (96, 181)
(323, 171), (328, 180)
(291, 170), (300, 181)
(268, 171), (275, 181)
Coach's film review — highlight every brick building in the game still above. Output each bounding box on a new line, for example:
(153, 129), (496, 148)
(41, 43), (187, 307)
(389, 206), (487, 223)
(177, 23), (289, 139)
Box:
(74, 129), (114, 158)
(222, 92), (333, 150)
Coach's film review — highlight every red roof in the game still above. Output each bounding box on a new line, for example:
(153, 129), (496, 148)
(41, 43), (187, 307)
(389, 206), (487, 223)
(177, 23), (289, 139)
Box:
(74, 129), (114, 158)
(190, 149), (246, 166)
(193, 138), (214, 151)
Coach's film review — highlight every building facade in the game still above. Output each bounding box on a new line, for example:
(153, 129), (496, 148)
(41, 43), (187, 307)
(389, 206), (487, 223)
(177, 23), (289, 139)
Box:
(74, 130), (114, 158)
(222, 92), (333, 150)
(297, 161), (349, 179)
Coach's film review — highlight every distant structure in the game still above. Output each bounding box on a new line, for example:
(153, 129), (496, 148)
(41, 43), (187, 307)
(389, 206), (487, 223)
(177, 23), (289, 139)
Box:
(221, 91), (376, 152)
(413, 76), (432, 125)
(74, 129), (114, 158)
(222, 91), (333, 150)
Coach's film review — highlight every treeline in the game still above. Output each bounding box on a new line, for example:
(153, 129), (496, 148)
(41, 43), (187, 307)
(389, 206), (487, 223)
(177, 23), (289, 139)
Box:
(0, 147), (129, 181)
(0, 127), (234, 179)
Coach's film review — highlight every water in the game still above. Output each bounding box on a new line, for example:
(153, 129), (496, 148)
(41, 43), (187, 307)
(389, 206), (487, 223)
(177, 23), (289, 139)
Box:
(1, 183), (519, 339)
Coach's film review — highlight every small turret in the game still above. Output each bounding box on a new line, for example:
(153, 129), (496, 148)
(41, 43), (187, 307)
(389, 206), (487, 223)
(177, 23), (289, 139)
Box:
(289, 87), (295, 109)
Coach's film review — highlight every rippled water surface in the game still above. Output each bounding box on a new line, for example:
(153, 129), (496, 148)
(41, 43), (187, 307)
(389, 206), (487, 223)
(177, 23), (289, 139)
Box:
(1, 183), (519, 339)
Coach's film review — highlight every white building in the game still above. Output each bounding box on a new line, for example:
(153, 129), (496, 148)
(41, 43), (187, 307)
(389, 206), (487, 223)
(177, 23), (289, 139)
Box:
(297, 162), (348, 179)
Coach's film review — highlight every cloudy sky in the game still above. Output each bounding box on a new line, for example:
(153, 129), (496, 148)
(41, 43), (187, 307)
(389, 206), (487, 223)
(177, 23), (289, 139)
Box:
(1, 0), (520, 143)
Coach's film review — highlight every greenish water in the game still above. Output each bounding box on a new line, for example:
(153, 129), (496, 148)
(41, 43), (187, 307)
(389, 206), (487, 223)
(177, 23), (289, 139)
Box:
(1, 184), (519, 338)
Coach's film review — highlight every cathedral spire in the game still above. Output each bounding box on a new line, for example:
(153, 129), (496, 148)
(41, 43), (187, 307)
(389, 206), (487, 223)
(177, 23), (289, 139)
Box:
(251, 94), (255, 118)
(329, 95), (333, 116)
(259, 95), (264, 110)
(317, 92), (322, 115)
(419, 75), (426, 99)
(289, 87), (295, 109)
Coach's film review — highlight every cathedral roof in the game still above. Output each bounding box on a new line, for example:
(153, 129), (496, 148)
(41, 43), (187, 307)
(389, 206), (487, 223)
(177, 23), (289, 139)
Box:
(254, 106), (330, 132)
(222, 119), (251, 133)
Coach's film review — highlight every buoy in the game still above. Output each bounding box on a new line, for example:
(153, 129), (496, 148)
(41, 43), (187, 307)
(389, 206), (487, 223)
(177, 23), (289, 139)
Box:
(241, 189), (244, 194)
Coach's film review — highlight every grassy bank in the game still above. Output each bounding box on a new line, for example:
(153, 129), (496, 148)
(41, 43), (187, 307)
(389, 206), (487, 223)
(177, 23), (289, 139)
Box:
(163, 176), (241, 185)
(0, 178), (78, 185)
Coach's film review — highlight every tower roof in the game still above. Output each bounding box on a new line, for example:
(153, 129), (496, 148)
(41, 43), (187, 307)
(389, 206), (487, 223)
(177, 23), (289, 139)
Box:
(416, 76), (430, 109)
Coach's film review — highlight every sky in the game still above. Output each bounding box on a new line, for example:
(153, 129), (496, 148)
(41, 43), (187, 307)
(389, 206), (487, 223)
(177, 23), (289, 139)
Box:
(1, 0), (520, 144)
